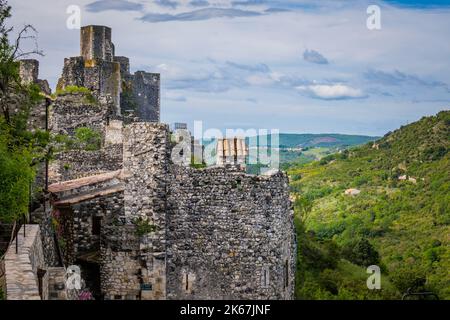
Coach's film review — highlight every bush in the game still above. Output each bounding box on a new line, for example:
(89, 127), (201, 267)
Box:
(54, 85), (96, 104)
(390, 266), (427, 294)
(74, 127), (101, 151)
(133, 217), (157, 237)
(0, 132), (35, 222)
(341, 237), (380, 267)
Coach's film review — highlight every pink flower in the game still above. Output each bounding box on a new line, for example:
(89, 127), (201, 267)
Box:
(78, 290), (94, 300)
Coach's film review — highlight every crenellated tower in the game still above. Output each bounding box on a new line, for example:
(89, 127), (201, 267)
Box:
(57, 25), (160, 122)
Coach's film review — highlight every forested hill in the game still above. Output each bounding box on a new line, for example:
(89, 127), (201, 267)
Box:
(289, 110), (450, 299)
(277, 133), (378, 149)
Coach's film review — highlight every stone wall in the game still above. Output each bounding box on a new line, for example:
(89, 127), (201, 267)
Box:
(4, 225), (47, 300)
(57, 26), (160, 123)
(46, 267), (67, 300)
(57, 57), (121, 112)
(105, 120), (123, 146)
(57, 57), (85, 90)
(131, 72), (160, 122)
(50, 145), (123, 183)
(19, 59), (39, 84)
(50, 93), (109, 136)
(99, 123), (296, 300)
(72, 192), (124, 256)
(120, 71), (160, 123)
(18, 59), (51, 132)
(100, 224), (141, 300)
(31, 205), (60, 267)
(121, 122), (169, 300)
(166, 165), (296, 299)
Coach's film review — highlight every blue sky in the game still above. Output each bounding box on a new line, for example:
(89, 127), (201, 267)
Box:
(9, 0), (450, 135)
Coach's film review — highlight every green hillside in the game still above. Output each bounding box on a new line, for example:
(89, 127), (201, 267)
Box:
(277, 133), (378, 168)
(277, 133), (379, 149)
(288, 110), (450, 299)
(204, 133), (377, 173)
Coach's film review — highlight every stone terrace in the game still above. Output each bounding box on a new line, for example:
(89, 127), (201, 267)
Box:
(4, 225), (46, 300)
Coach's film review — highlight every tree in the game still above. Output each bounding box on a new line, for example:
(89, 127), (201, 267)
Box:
(294, 196), (313, 224)
(341, 237), (380, 267)
(390, 265), (427, 294)
(0, 0), (42, 124)
(0, 0), (46, 223)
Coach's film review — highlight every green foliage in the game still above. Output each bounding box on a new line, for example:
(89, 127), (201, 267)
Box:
(54, 127), (102, 152)
(74, 127), (101, 151)
(0, 131), (35, 222)
(190, 155), (206, 169)
(341, 237), (380, 267)
(294, 216), (399, 300)
(53, 85), (96, 104)
(0, 2), (48, 223)
(290, 111), (450, 299)
(294, 196), (313, 224)
(390, 265), (427, 294)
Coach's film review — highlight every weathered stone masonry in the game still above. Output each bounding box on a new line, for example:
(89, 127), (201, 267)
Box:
(47, 122), (296, 300)
(93, 123), (295, 300)
(57, 25), (160, 122)
(6, 24), (296, 300)
(166, 165), (295, 299)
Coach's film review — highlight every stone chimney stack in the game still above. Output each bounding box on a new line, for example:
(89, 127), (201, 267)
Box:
(216, 137), (248, 167)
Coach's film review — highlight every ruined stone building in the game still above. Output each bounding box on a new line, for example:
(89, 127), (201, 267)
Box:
(3, 25), (296, 300)
(57, 25), (160, 122)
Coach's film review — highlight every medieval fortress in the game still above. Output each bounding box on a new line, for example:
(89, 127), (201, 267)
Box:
(3, 26), (295, 300)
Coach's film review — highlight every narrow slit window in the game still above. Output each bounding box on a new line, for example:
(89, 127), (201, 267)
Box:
(261, 266), (270, 288)
(264, 270), (267, 286)
(284, 260), (289, 288)
(92, 216), (102, 235)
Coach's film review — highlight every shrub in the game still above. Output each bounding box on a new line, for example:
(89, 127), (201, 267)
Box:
(133, 217), (157, 237)
(74, 127), (101, 151)
(390, 266), (427, 294)
(54, 85), (96, 104)
(341, 237), (380, 267)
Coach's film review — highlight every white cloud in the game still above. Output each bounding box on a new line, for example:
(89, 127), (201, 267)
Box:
(86, 0), (143, 12)
(296, 84), (367, 100)
(7, 0), (450, 135)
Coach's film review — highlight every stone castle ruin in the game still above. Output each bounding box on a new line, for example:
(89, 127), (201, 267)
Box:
(3, 25), (295, 300)
(57, 25), (160, 122)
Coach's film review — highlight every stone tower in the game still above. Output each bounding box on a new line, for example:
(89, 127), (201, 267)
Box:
(81, 25), (114, 62)
(57, 25), (160, 122)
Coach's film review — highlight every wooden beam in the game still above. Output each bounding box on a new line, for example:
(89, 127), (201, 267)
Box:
(48, 170), (125, 193)
(53, 184), (125, 206)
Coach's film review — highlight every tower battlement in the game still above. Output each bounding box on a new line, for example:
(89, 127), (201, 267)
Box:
(58, 25), (160, 122)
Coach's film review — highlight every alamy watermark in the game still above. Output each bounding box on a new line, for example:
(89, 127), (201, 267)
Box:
(366, 265), (381, 290)
(171, 121), (280, 172)
(65, 265), (82, 290)
(66, 5), (81, 30)
(367, 5), (381, 30)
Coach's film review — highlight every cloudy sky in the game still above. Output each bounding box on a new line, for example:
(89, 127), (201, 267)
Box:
(8, 0), (450, 135)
